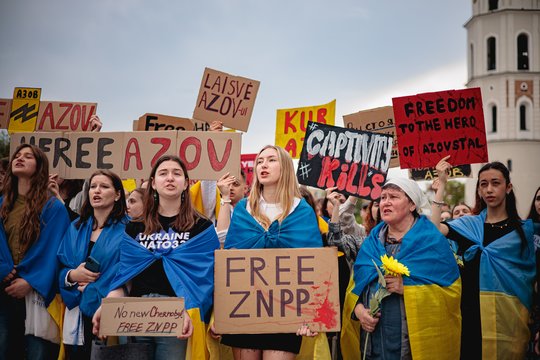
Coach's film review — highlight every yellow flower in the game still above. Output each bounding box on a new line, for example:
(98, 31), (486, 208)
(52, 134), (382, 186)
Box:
(380, 254), (410, 277)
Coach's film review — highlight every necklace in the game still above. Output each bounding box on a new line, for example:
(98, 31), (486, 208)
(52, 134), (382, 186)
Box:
(485, 219), (509, 229)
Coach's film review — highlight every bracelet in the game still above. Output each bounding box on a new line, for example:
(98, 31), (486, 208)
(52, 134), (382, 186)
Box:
(432, 200), (447, 207)
(220, 198), (232, 206)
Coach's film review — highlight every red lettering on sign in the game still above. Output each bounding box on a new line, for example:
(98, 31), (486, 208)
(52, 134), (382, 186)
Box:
(179, 137), (202, 170)
(207, 138), (232, 171)
(150, 138), (172, 167)
(123, 138), (143, 170)
(284, 111), (297, 134)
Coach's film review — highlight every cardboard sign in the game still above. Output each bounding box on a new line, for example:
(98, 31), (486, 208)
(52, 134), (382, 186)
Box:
(392, 88), (488, 169)
(0, 99), (12, 129)
(10, 130), (241, 180)
(240, 153), (257, 189)
(35, 101), (97, 131)
(137, 113), (194, 131)
(193, 119), (210, 132)
(409, 164), (472, 181)
(8, 88), (42, 133)
(193, 68), (260, 132)
(343, 106), (400, 168)
(100, 297), (184, 337)
(275, 100), (336, 159)
(296, 121), (393, 201)
(214, 247), (340, 334)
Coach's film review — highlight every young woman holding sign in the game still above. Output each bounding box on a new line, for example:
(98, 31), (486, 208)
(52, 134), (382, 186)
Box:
(57, 170), (128, 359)
(92, 155), (220, 360)
(221, 145), (323, 360)
(432, 156), (537, 359)
(0, 144), (71, 360)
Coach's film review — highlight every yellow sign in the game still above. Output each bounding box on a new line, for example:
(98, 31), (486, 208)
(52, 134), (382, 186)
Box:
(8, 87), (42, 133)
(122, 178), (138, 193)
(275, 100), (335, 159)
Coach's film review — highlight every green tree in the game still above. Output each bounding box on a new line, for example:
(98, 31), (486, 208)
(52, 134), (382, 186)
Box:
(0, 130), (9, 159)
(443, 180), (465, 208)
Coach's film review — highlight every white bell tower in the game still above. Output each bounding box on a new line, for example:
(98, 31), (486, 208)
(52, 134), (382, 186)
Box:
(465, 0), (540, 216)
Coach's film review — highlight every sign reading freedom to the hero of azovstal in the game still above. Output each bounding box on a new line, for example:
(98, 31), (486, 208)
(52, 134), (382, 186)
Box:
(193, 68), (260, 132)
(10, 130), (241, 180)
(343, 106), (399, 168)
(100, 297), (184, 337)
(392, 88), (488, 169)
(214, 247), (340, 334)
(297, 122), (393, 201)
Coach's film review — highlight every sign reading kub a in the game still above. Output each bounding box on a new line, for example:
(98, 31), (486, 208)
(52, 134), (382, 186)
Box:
(214, 247), (340, 334)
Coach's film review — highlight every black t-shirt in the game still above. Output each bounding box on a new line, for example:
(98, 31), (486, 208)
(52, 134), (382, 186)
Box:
(125, 215), (212, 297)
(445, 219), (516, 359)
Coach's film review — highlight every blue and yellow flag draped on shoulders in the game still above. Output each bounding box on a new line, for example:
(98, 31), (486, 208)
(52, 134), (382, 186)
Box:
(57, 216), (128, 317)
(448, 210), (535, 360)
(109, 223), (220, 360)
(0, 196), (70, 306)
(221, 198), (330, 360)
(225, 198), (322, 249)
(351, 215), (461, 360)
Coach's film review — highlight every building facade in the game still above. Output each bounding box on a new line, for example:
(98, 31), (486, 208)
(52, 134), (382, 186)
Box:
(464, 0), (540, 217)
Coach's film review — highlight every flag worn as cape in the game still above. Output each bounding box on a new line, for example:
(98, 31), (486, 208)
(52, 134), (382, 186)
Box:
(0, 196), (70, 306)
(224, 198), (322, 249)
(57, 216), (128, 317)
(448, 210), (535, 360)
(353, 215), (462, 360)
(109, 223), (220, 360)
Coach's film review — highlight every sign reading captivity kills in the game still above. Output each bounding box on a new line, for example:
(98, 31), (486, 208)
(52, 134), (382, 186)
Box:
(193, 68), (260, 132)
(214, 248), (340, 334)
(343, 106), (400, 168)
(99, 297), (184, 337)
(10, 130), (241, 180)
(275, 100), (336, 159)
(296, 121), (393, 201)
(392, 88), (488, 169)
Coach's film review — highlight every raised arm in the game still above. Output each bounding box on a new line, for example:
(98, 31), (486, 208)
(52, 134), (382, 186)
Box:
(431, 155), (451, 236)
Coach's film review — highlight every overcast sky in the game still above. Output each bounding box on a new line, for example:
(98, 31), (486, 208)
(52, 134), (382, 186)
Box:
(0, 0), (470, 155)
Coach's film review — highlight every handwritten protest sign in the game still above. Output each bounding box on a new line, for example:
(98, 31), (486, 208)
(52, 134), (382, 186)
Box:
(100, 297), (184, 337)
(296, 121), (393, 201)
(343, 106), (400, 168)
(241, 153), (257, 189)
(137, 113), (194, 131)
(36, 101), (97, 131)
(409, 164), (472, 181)
(8, 88), (41, 133)
(392, 88), (488, 169)
(0, 99), (11, 129)
(193, 68), (260, 132)
(276, 100), (335, 159)
(10, 130), (241, 180)
(214, 247), (340, 334)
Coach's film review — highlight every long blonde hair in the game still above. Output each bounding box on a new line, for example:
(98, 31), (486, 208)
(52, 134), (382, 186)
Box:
(248, 145), (300, 229)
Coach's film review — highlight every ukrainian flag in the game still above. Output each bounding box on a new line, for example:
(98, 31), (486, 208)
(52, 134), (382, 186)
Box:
(449, 211), (536, 360)
(351, 215), (462, 360)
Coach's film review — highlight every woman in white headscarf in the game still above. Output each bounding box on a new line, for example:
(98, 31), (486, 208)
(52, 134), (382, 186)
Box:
(350, 178), (461, 360)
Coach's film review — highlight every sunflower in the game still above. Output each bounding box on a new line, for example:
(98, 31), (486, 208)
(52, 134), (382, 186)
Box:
(380, 254), (410, 277)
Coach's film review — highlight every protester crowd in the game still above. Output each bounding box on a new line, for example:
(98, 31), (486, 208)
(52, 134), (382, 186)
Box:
(0, 117), (539, 360)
